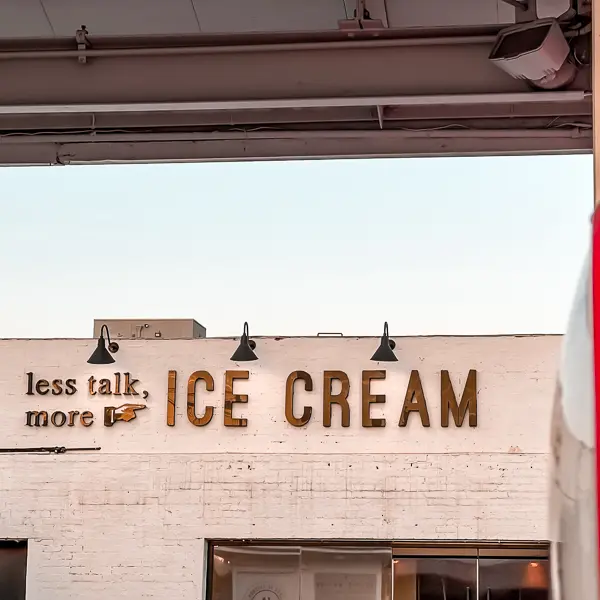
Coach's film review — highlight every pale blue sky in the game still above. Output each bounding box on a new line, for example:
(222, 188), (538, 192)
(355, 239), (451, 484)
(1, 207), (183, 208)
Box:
(0, 155), (593, 338)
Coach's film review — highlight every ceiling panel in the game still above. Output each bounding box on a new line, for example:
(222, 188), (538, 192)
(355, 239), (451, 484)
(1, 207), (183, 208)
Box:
(497, 1), (515, 22)
(0, 0), (54, 38)
(192, 0), (347, 33)
(0, 0), (519, 40)
(41, 0), (201, 36)
(385, 0), (515, 27)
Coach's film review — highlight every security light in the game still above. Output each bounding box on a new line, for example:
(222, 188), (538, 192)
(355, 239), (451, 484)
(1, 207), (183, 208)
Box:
(489, 19), (577, 90)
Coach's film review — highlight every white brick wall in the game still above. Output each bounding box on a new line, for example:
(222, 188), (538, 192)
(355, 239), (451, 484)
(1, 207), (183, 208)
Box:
(0, 335), (560, 600)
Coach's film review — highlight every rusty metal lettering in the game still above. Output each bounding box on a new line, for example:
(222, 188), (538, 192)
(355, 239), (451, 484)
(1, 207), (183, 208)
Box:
(88, 376), (96, 396)
(51, 411), (67, 427)
(441, 369), (477, 427)
(187, 371), (215, 427)
(399, 370), (431, 427)
(26, 411), (48, 427)
(26, 372), (34, 395)
(67, 410), (80, 426)
(323, 371), (350, 428)
(27, 374), (76, 396)
(123, 373), (139, 396)
(224, 370), (249, 427)
(35, 379), (49, 395)
(98, 378), (112, 395)
(80, 411), (94, 427)
(167, 370), (177, 427)
(285, 371), (313, 427)
(362, 370), (386, 427)
(114, 372), (122, 395)
(104, 404), (146, 427)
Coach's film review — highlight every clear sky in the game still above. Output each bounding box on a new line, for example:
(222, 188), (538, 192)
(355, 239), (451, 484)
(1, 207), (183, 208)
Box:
(0, 155), (593, 339)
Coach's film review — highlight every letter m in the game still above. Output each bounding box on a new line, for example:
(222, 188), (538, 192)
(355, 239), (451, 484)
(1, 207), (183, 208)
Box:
(26, 411), (48, 427)
(441, 370), (477, 427)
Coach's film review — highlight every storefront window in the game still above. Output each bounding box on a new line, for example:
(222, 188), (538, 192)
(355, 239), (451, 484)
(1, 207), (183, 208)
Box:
(210, 545), (392, 600)
(208, 545), (548, 600)
(211, 545), (301, 600)
(301, 547), (392, 600)
(393, 558), (477, 600)
(478, 559), (549, 600)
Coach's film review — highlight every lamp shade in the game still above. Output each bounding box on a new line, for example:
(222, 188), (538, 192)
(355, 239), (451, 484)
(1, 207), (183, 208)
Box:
(87, 336), (115, 365)
(371, 322), (398, 362)
(231, 322), (258, 362)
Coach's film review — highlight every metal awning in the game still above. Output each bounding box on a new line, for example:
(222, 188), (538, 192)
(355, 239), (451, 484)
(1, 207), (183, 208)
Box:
(0, 0), (592, 165)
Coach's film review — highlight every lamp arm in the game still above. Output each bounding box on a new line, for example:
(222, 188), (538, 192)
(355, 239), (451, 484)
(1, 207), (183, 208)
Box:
(100, 324), (112, 346)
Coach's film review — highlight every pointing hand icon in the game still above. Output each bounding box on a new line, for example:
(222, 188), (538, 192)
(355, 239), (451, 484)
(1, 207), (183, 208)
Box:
(104, 404), (146, 427)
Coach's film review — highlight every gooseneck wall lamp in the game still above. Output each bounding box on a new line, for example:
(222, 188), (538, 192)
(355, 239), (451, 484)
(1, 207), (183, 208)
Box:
(230, 322), (258, 362)
(87, 324), (120, 365)
(371, 322), (398, 362)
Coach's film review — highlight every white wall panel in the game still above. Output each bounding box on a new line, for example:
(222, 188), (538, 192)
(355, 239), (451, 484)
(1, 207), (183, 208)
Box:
(0, 0), (53, 38)
(41, 0), (201, 36)
(0, 0), (517, 39)
(6, 452), (548, 600)
(384, 0), (515, 27)
(192, 0), (347, 33)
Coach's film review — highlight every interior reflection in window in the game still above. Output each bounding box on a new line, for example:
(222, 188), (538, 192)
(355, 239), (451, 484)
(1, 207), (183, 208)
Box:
(393, 558), (477, 600)
(211, 545), (301, 600)
(301, 547), (392, 600)
(210, 545), (393, 600)
(478, 559), (549, 600)
(209, 547), (549, 600)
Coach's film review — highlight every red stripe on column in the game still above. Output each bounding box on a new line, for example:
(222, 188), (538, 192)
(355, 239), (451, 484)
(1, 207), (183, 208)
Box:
(592, 207), (600, 578)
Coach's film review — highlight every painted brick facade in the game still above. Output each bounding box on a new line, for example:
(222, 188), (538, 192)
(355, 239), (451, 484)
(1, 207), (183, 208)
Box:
(0, 335), (559, 599)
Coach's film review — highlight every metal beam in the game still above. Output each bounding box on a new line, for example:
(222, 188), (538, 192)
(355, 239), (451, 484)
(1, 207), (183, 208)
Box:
(0, 130), (590, 166)
(0, 92), (587, 114)
(0, 100), (591, 131)
(0, 35), (590, 164)
(0, 37), (583, 106)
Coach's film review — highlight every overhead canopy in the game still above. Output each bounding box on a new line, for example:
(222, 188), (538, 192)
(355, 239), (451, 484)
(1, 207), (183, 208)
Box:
(0, 0), (592, 165)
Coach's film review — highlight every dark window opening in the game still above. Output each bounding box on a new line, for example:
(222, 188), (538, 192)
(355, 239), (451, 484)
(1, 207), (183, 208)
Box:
(0, 540), (27, 600)
(479, 558), (549, 600)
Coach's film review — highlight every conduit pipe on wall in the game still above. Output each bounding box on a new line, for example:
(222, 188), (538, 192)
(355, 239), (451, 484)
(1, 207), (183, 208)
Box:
(0, 35), (499, 60)
(0, 447), (101, 453)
